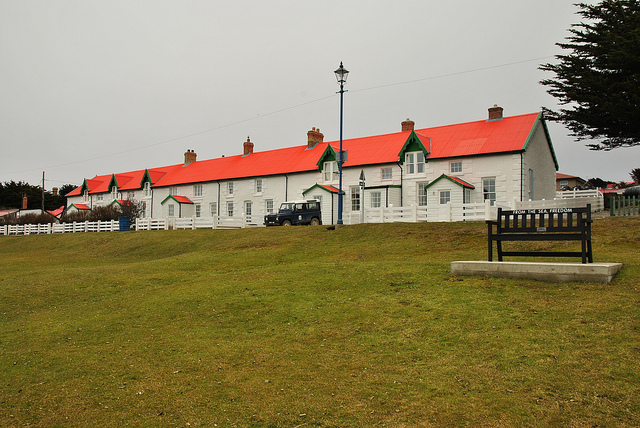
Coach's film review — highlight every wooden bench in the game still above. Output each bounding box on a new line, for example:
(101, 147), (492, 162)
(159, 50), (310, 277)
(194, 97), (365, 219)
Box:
(487, 204), (593, 264)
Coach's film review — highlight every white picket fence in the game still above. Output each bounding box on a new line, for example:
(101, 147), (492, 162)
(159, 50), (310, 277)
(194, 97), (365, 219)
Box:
(1, 190), (604, 236)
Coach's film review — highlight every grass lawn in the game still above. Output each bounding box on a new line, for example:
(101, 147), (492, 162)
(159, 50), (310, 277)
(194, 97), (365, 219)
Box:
(1, 217), (639, 427)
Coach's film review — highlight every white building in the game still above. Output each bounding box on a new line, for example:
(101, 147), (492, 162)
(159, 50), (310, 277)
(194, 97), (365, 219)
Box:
(66, 106), (559, 225)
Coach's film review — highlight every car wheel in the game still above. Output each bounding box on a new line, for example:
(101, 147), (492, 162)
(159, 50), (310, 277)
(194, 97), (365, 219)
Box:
(310, 218), (320, 226)
(282, 220), (292, 226)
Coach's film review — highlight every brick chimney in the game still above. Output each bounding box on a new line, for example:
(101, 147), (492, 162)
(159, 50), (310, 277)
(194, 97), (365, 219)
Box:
(307, 127), (324, 149)
(243, 136), (254, 156)
(488, 105), (504, 121)
(22, 194), (28, 209)
(184, 149), (197, 165)
(52, 187), (59, 197)
(402, 118), (415, 132)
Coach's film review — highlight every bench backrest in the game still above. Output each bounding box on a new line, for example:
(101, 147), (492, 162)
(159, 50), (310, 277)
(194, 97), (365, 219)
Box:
(496, 204), (591, 233)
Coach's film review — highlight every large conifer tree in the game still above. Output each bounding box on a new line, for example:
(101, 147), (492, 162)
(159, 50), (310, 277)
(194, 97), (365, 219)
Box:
(541, 0), (640, 150)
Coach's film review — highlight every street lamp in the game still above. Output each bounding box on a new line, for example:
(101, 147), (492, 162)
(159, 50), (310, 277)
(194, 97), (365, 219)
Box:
(334, 62), (349, 226)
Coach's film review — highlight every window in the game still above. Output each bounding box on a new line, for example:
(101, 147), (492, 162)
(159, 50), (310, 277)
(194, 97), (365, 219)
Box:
(255, 179), (263, 193)
(381, 167), (393, 180)
(227, 182), (234, 195)
(245, 201), (252, 222)
(227, 201), (234, 217)
(313, 195), (322, 204)
(142, 201), (147, 218)
(111, 187), (117, 200)
(371, 191), (381, 208)
(464, 188), (471, 204)
(169, 187), (178, 196)
(265, 199), (274, 214)
(439, 190), (451, 205)
(323, 161), (338, 182)
(450, 161), (462, 173)
(143, 182), (151, 197)
(127, 192), (135, 200)
(529, 169), (535, 200)
(83, 190), (89, 202)
(351, 187), (361, 211)
(559, 180), (569, 187)
(195, 204), (201, 218)
(418, 182), (429, 206)
(194, 185), (203, 197)
(96, 194), (104, 201)
(210, 202), (217, 217)
(168, 204), (175, 217)
(483, 178), (496, 206)
(405, 152), (425, 174)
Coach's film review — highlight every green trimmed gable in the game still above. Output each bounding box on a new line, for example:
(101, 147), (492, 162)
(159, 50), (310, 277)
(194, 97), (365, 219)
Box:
(425, 174), (475, 189)
(316, 145), (337, 171)
(397, 131), (429, 164)
(140, 169), (153, 188)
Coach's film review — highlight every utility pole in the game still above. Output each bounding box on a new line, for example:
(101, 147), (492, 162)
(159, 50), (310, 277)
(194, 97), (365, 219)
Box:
(41, 171), (45, 213)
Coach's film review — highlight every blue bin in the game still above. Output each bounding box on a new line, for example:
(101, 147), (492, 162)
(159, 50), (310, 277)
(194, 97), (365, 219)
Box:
(118, 216), (130, 231)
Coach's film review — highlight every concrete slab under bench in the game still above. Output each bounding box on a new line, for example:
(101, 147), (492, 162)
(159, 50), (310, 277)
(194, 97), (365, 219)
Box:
(451, 261), (623, 284)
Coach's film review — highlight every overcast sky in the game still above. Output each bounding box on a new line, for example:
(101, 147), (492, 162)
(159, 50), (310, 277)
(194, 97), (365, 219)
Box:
(2, 0), (638, 190)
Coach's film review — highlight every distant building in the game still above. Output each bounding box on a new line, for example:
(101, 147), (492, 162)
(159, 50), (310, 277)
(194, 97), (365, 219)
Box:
(556, 173), (587, 191)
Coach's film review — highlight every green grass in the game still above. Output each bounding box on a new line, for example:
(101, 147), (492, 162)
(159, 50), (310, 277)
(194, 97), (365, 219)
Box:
(1, 218), (639, 427)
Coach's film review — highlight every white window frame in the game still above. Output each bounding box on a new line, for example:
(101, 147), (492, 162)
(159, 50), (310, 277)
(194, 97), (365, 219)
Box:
(255, 179), (263, 194)
(464, 188), (471, 204)
(193, 185), (203, 197)
(323, 161), (338, 183)
(195, 204), (201, 218)
(244, 201), (252, 222)
(450, 161), (462, 174)
(209, 202), (217, 217)
(439, 190), (451, 205)
(111, 187), (117, 201)
(371, 191), (381, 208)
(381, 167), (393, 180)
(483, 178), (496, 206)
(265, 199), (274, 214)
(418, 182), (429, 206)
(227, 182), (234, 195)
(143, 181), (151, 197)
(350, 186), (361, 211)
(227, 201), (234, 217)
(96, 194), (104, 201)
(405, 152), (425, 175)
(168, 204), (175, 217)
(169, 187), (178, 196)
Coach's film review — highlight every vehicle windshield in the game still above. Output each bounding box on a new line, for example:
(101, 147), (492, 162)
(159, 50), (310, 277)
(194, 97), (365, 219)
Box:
(279, 203), (295, 211)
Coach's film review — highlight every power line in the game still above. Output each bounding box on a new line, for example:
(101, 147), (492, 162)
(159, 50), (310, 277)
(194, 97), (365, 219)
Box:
(4, 55), (553, 175)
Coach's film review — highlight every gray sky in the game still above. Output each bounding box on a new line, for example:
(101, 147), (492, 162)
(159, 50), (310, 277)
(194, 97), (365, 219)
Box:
(2, 0), (638, 190)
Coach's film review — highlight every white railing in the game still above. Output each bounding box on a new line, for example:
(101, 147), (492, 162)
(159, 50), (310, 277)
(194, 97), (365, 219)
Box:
(1, 191), (606, 237)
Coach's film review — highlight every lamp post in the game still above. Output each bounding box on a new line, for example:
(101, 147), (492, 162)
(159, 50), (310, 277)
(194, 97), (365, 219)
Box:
(359, 169), (365, 224)
(334, 62), (349, 226)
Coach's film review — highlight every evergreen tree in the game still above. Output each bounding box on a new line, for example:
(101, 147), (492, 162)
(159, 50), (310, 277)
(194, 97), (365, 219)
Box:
(540, 0), (640, 150)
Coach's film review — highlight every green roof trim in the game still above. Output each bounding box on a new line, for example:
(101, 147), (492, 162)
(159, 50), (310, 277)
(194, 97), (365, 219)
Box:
(160, 195), (193, 205)
(425, 174), (475, 189)
(108, 174), (118, 191)
(316, 145), (337, 170)
(302, 183), (339, 195)
(397, 131), (429, 164)
(140, 169), (153, 187)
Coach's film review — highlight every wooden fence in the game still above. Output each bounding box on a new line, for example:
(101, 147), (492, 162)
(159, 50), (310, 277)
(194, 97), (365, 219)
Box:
(610, 195), (639, 216)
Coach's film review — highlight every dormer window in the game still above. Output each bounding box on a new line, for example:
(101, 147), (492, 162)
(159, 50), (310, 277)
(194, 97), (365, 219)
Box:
(405, 152), (425, 175)
(143, 182), (151, 197)
(323, 161), (338, 183)
(83, 190), (89, 202)
(111, 186), (118, 200)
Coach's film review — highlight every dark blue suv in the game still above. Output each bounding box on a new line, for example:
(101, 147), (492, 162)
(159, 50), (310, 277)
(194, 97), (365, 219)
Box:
(264, 200), (322, 226)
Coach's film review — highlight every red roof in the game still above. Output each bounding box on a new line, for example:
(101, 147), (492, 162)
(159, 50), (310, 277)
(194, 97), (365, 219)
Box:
(67, 111), (549, 194)
(46, 206), (65, 218)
